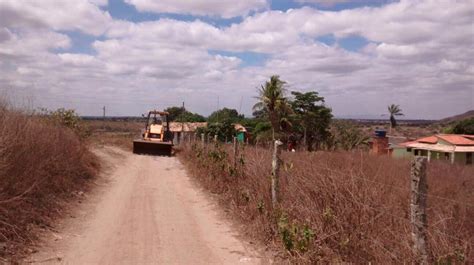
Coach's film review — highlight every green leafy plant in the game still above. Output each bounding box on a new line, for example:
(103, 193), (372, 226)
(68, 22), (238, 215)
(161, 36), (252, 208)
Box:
(257, 200), (265, 214)
(39, 108), (89, 139)
(278, 213), (315, 253)
(290, 91), (332, 151)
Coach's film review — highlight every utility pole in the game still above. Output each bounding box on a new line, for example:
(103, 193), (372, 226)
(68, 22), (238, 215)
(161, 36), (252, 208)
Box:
(180, 101), (185, 145)
(102, 106), (106, 131)
(239, 95), (243, 114)
(217, 96), (220, 123)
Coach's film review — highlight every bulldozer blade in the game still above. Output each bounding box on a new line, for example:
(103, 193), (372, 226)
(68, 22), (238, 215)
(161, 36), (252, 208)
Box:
(133, 139), (173, 156)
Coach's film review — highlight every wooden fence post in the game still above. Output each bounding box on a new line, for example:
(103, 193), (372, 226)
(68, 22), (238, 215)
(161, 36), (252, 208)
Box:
(233, 137), (238, 170)
(410, 156), (429, 264)
(214, 134), (218, 143)
(201, 133), (205, 148)
(271, 140), (283, 209)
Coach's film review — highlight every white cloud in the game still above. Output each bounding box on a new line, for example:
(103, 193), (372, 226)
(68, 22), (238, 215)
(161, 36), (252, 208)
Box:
(295, 0), (396, 7)
(295, 0), (351, 5)
(125, 0), (268, 18)
(0, 0), (112, 36)
(0, 0), (472, 119)
(59, 53), (100, 67)
(88, 0), (108, 6)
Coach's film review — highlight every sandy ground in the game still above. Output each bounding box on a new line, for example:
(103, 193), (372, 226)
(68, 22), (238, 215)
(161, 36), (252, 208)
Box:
(27, 146), (267, 265)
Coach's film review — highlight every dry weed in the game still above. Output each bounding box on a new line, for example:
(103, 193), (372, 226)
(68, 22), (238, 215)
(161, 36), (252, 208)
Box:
(179, 141), (473, 263)
(0, 104), (99, 260)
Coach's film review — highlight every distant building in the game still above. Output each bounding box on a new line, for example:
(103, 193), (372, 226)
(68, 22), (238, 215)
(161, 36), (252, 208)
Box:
(168, 122), (248, 143)
(391, 134), (474, 165)
(234, 123), (247, 143)
(169, 122), (207, 143)
(369, 130), (389, 155)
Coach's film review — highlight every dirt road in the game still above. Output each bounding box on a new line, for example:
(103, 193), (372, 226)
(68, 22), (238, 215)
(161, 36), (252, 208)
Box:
(29, 147), (265, 264)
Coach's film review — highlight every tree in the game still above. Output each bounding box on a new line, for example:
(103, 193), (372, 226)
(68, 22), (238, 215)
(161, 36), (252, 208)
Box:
(198, 120), (236, 142)
(39, 108), (89, 139)
(252, 75), (291, 140)
(252, 121), (273, 143)
(164, 106), (185, 121)
(387, 104), (404, 129)
(48, 108), (81, 130)
(452, 118), (474, 134)
(290, 91), (332, 151)
(208, 108), (243, 123)
(329, 120), (370, 151)
(164, 106), (206, 122)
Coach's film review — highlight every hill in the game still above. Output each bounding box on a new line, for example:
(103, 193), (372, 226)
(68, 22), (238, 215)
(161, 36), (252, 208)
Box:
(439, 110), (474, 123)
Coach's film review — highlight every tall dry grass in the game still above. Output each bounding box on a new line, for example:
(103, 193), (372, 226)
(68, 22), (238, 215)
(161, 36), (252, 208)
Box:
(84, 120), (142, 150)
(179, 142), (473, 263)
(0, 103), (99, 259)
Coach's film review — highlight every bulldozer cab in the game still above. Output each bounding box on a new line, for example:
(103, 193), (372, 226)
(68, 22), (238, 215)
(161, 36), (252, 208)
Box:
(143, 111), (171, 139)
(146, 113), (165, 139)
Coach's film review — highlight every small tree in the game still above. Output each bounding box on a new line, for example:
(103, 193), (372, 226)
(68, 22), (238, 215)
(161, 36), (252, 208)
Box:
(387, 104), (404, 130)
(329, 120), (370, 151)
(253, 75), (291, 140)
(164, 106), (206, 122)
(290, 91), (332, 151)
(199, 120), (236, 142)
(452, 118), (474, 134)
(208, 108), (243, 123)
(48, 108), (81, 130)
(39, 108), (89, 139)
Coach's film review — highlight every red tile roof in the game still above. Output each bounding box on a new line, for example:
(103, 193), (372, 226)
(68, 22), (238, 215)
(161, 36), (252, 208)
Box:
(438, 134), (474, 146)
(399, 134), (474, 147)
(417, 136), (438, 144)
(399, 141), (417, 147)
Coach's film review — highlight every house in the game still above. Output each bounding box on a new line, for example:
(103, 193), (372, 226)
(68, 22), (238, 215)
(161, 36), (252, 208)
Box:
(391, 134), (474, 165)
(234, 123), (248, 143)
(168, 122), (248, 144)
(169, 122), (207, 143)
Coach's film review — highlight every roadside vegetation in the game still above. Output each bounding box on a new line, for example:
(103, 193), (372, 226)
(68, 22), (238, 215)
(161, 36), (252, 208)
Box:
(179, 142), (474, 263)
(445, 117), (474, 135)
(0, 101), (99, 261)
(177, 76), (474, 263)
(85, 119), (142, 150)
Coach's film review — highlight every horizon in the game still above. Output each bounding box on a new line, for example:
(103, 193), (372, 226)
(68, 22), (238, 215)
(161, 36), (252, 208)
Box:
(1, 0), (473, 119)
(79, 113), (441, 122)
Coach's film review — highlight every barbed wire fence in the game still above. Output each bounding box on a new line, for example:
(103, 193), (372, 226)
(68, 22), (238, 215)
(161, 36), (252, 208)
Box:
(186, 135), (472, 262)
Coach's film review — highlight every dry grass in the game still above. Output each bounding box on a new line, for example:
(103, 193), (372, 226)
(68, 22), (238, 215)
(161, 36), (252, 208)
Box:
(179, 142), (474, 264)
(0, 103), (99, 260)
(84, 120), (142, 151)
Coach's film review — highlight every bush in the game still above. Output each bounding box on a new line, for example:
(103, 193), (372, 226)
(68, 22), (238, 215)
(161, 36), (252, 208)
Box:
(0, 104), (99, 260)
(179, 143), (473, 263)
(196, 120), (236, 142)
(452, 118), (474, 134)
(39, 108), (90, 139)
(329, 120), (370, 150)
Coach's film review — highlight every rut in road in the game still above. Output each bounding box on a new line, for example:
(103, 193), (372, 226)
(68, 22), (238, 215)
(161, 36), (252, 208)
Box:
(29, 147), (266, 264)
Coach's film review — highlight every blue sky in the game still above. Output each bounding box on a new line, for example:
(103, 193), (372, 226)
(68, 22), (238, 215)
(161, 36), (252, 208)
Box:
(1, 0), (472, 119)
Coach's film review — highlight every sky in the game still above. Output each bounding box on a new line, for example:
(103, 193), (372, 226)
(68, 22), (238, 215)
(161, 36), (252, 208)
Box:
(0, 0), (473, 119)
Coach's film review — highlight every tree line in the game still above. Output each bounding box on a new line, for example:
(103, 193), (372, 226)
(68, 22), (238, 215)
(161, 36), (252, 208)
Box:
(165, 75), (372, 151)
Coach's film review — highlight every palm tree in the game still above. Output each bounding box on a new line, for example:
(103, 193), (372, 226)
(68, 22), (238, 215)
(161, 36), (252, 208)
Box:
(253, 75), (289, 140)
(387, 104), (404, 130)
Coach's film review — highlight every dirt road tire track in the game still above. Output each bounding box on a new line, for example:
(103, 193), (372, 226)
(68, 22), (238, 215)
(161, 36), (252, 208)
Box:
(28, 146), (266, 264)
